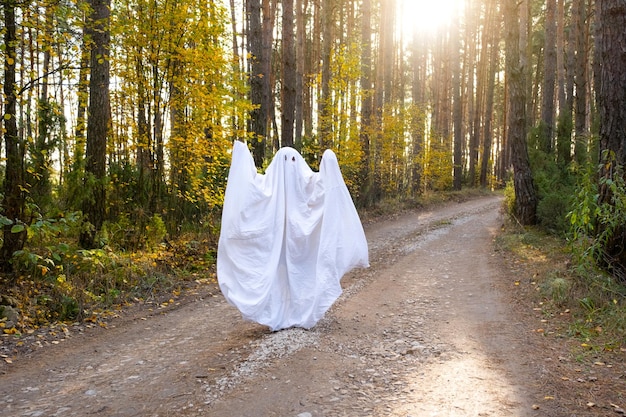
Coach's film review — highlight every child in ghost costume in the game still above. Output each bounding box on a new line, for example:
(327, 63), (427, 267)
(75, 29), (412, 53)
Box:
(217, 141), (369, 331)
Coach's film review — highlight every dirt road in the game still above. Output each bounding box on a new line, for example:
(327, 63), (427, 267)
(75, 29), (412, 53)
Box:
(0, 196), (577, 416)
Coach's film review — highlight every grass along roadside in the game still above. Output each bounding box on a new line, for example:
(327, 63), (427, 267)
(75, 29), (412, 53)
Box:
(495, 219), (625, 356)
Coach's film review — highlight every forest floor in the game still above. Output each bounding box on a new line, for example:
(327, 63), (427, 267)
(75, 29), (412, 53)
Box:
(1, 194), (625, 417)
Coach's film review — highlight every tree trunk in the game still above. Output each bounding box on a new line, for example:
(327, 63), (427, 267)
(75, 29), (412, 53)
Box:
(0, 0), (28, 271)
(358, 0), (373, 205)
(151, 66), (164, 215)
(372, 0), (386, 199)
(229, 0), (240, 66)
(556, 0), (566, 110)
(370, 0), (394, 199)
(555, 0), (573, 165)
(540, 0), (557, 154)
(411, 29), (426, 196)
(382, 0), (395, 106)
(505, 0), (538, 225)
(382, 0), (396, 194)
(262, 0), (276, 153)
(32, 4), (55, 211)
(306, 0), (321, 141)
(521, 0), (533, 131)
(229, 0), (244, 136)
(80, 0), (111, 248)
(281, 0), (296, 147)
(136, 51), (152, 210)
(319, 0), (334, 151)
(480, 45), (498, 188)
(452, 14), (463, 191)
(596, 0), (626, 168)
(246, 0), (266, 166)
(467, 1), (481, 186)
(74, 8), (90, 170)
(433, 34), (452, 144)
(595, 0), (626, 273)
(294, 0), (307, 150)
(169, 58), (187, 222)
(480, 0), (500, 187)
(574, 0), (590, 164)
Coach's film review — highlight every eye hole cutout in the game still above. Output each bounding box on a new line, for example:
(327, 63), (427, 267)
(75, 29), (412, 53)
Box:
(292, 156), (295, 162)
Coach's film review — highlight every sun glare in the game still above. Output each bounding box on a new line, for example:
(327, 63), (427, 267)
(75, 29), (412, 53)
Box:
(400, 0), (463, 35)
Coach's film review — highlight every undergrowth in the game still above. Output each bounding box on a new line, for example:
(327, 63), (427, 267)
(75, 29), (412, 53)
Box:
(497, 218), (625, 354)
(0, 212), (218, 335)
(500, 154), (626, 353)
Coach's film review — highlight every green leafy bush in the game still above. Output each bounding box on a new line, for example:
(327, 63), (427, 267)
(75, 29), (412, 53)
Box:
(103, 213), (166, 251)
(145, 214), (167, 248)
(503, 179), (516, 217)
(568, 156), (626, 273)
(537, 192), (571, 235)
(539, 273), (570, 306)
(529, 149), (575, 235)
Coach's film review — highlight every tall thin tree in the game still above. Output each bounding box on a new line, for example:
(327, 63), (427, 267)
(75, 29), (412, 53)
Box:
(410, 27), (426, 196)
(359, 0), (373, 205)
(294, 0), (307, 150)
(32, 4), (56, 211)
(540, 0), (557, 154)
(247, 0), (265, 165)
(574, 0), (590, 164)
(480, 0), (500, 187)
(80, 0), (111, 248)
(281, 0), (296, 147)
(556, 0), (575, 166)
(0, 0), (28, 271)
(452, 13), (463, 190)
(319, 0), (334, 151)
(595, 0), (626, 273)
(505, 0), (538, 224)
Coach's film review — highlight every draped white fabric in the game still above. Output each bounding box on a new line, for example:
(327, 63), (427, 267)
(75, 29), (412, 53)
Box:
(217, 141), (369, 331)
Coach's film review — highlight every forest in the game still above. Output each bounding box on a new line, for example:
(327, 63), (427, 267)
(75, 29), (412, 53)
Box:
(0, 0), (624, 341)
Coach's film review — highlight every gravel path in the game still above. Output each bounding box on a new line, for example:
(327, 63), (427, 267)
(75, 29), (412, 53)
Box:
(1, 195), (563, 416)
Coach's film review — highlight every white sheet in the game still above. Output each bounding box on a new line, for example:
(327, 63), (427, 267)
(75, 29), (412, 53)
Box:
(217, 141), (369, 331)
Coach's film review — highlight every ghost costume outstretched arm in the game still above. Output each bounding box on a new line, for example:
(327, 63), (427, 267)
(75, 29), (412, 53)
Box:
(217, 141), (369, 331)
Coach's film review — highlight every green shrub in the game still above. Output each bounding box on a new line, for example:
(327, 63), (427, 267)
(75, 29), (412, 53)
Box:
(537, 191), (571, 235)
(102, 213), (166, 251)
(529, 148), (576, 235)
(503, 179), (516, 217)
(539, 274), (570, 306)
(567, 157), (626, 272)
(145, 214), (167, 249)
